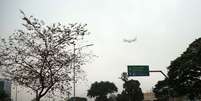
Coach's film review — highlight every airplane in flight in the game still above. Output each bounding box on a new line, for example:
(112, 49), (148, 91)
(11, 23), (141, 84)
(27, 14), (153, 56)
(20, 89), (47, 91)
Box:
(123, 37), (137, 43)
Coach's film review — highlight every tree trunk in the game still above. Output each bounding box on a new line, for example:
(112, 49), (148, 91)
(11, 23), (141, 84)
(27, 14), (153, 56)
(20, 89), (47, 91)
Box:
(35, 97), (40, 101)
(35, 92), (41, 101)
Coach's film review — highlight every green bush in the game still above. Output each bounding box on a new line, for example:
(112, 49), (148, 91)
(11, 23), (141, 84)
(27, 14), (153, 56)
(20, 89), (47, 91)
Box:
(67, 97), (87, 101)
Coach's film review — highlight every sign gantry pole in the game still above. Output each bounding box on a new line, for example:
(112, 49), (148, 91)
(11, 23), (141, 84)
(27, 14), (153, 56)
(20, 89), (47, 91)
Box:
(149, 70), (168, 79)
(127, 65), (170, 101)
(149, 70), (170, 101)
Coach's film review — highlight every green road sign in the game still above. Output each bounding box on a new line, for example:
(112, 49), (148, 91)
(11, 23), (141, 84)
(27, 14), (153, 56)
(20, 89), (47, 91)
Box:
(127, 65), (149, 76)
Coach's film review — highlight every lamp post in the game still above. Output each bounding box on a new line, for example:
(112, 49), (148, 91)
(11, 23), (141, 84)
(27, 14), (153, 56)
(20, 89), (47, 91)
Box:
(72, 43), (93, 100)
(14, 80), (18, 101)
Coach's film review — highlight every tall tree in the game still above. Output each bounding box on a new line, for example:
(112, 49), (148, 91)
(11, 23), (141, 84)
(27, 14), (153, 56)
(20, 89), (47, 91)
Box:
(123, 80), (144, 101)
(153, 79), (169, 101)
(87, 81), (118, 101)
(167, 37), (201, 100)
(0, 12), (92, 101)
(117, 72), (144, 101)
(154, 37), (201, 100)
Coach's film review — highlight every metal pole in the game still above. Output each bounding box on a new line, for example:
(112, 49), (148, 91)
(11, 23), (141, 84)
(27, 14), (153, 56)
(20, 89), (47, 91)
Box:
(72, 43), (93, 101)
(149, 70), (168, 79)
(15, 83), (17, 101)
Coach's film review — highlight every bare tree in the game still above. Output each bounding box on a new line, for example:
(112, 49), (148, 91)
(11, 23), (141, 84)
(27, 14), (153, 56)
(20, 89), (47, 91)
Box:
(0, 12), (92, 101)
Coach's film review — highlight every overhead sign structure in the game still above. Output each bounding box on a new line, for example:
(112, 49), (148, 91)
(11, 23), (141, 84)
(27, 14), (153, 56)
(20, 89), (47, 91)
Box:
(127, 65), (149, 76)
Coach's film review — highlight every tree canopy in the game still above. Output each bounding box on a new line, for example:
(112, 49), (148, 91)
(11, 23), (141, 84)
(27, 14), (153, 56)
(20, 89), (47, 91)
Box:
(153, 79), (170, 101)
(154, 37), (201, 100)
(123, 80), (144, 101)
(67, 97), (87, 101)
(0, 89), (10, 101)
(87, 81), (118, 101)
(0, 12), (92, 101)
(168, 37), (201, 100)
(117, 72), (144, 101)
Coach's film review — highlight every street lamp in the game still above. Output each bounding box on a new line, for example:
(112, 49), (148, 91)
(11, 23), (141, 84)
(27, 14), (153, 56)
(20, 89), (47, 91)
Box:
(72, 43), (93, 100)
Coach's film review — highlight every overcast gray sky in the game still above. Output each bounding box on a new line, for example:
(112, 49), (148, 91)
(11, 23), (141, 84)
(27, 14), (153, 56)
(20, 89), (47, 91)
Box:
(1, 0), (201, 101)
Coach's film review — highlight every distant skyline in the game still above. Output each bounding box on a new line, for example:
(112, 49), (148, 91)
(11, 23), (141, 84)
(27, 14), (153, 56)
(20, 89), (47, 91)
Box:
(1, 0), (201, 101)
